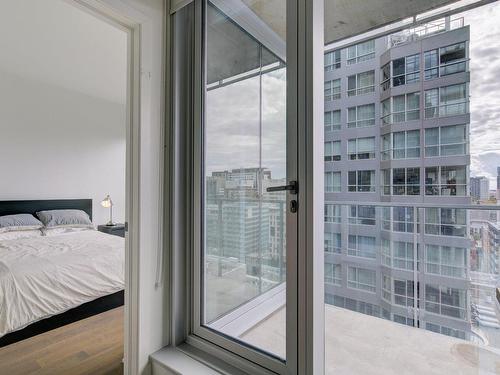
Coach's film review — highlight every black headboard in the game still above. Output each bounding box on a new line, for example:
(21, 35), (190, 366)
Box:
(0, 199), (93, 221)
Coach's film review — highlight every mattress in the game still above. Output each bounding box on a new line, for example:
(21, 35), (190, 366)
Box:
(0, 230), (124, 337)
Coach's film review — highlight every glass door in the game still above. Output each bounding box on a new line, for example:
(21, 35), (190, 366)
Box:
(195, 0), (296, 371)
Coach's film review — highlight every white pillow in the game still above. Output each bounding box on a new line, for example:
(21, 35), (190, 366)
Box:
(42, 226), (95, 237)
(0, 229), (42, 241)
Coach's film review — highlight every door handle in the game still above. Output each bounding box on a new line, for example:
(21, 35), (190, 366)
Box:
(266, 180), (298, 195)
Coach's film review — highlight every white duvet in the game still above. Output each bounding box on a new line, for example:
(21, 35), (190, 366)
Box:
(0, 230), (124, 337)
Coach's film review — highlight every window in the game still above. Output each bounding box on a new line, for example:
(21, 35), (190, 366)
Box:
(392, 54), (420, 87)
(325, 263), (342, 286)
(325, 49), (341, 71)
(425, 323), (466, 340)
(393, 168), (420, 195)
(325, 141), (341, 161)
(325, 171), (341, 192)
(325, 79), (341, 101)
(325, 204), (341, 223)
(348, 205), (376, 225)
(382, 275), (392, 302)
(381, 130), (420, 160)
(325, 232), (341, 254)
(348, 137), (375, 160)
(348, 235), (376, 258)
(425, 284), (466, 320)
(348, 71), (375, 96)
(382, 168), (420, 195)
(425, 208), (467, 237)
(424, 42), (467, 80)
(393, 241), (418, 270)
(393, 315), (415, 327)
(425, 83), (468, 118)
(392, 207), (417, 234)
(381, 239), (419, 270)
(426, 245), (467, 278)
(381, 63), (391, 90)
(347, 39), (375, 65)
(381, 92), (420, 125)
(394, 279), (415, 307)
(425, 124), (467, 157)
(347, 267), (376, 292)
(325, 110), (341, 132)
(425, 166), (467, 196)
(348, 170), (376, 192)
(347, 104), (375, 128)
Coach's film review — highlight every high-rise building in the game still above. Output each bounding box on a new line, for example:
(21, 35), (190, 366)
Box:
(470, 176), (490, 201)
(324, 18), (471, 339)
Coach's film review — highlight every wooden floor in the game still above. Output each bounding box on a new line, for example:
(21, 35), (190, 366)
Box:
(0, 307), (124, 375)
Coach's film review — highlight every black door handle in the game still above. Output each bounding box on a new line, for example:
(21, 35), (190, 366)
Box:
(266, 180), (298, 195)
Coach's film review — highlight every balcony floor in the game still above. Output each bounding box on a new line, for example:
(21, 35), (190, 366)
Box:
(241, 305), (500, 374)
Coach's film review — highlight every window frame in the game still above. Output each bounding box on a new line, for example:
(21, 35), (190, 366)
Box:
(424, 41), (468, 80)
(424, 124), (468, 157)
(347, 70), (375, 96)
(348, 170), (376, 192)
(324, 49), (341, 71)
(424, 83), (469, 119)
(186, 1), (325, 374)
(347, 39), (375, 65)
(348, 136), (376, 160)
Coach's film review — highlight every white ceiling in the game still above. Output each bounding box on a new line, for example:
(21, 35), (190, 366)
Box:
(0, 0), (127, 105)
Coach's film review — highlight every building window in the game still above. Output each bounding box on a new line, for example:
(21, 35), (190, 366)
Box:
(394, 279), (415, 307)
(425, 284), (466, 320)
(348, 137), (375, 160)
(382, 274), (392, 302)
(424, 165), (467, 196)
(325, 110), (341, 132)
(325, 79), (341, 101)
(325, 49), (341, 71)
(348, 170), (376, 192)
(425, 208), (467, 237)
(424, 42), (467, 80)
(392, 54), (420, 87)
(348, 205), (376, 225)
(325, 263), (342, 286)
(381, 92), (420, 125)
(347, 266), (376, 292)
(381, 238), (419, 270)
(325, 204), (341, 223)
(325, 141), (341, 161)
(348, 235), (376, 259)
(381, 130), (420, 160)
(347, 39), (375, 65)
(347, 103), (375, 128)
(325, 232), (341, 254)
(392, 207), (417, 234)
(381, 62), (391, 90)
(426, 245), (467, 278)
(325, 171), (341, 192)
(381, 168), (420, 195)
(425, 124), (467, 157)
(424, 83), (468, 118)
(393, 314), (415, 327)
(347, 71), (375, 96)
(425, 323), (466, 340)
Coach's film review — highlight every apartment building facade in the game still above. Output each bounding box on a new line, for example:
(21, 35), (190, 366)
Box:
(324, 20), (472, 339)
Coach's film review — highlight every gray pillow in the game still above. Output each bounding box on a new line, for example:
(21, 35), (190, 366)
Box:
(36, 209), (93, 228)
(0, 214), (43, 233)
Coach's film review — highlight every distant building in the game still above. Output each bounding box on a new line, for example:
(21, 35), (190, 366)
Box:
(470, 176), (490, 201)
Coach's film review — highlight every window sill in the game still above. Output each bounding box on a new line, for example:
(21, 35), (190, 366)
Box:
(151, 344), (245, 375)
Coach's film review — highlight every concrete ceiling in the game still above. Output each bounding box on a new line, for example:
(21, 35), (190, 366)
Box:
(0, 0), (127, 105)
(240, 0), (462, 44)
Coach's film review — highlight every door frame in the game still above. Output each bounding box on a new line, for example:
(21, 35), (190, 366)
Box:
(67, 1), (167, 374)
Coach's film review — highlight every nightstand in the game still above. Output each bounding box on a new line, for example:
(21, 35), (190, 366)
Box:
(97, 224), (125, 238)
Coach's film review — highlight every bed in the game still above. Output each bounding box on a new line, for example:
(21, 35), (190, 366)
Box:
(0, 199), (124, 347)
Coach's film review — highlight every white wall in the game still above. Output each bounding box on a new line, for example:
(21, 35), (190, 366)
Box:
(0, 70), (126, 225)
(0, 0), (127, 226)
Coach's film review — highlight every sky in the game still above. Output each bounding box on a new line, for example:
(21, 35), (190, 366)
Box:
(206, 1), (500, 187)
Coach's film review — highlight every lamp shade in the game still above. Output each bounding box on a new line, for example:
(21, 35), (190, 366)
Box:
(101, 195), (113, 208)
